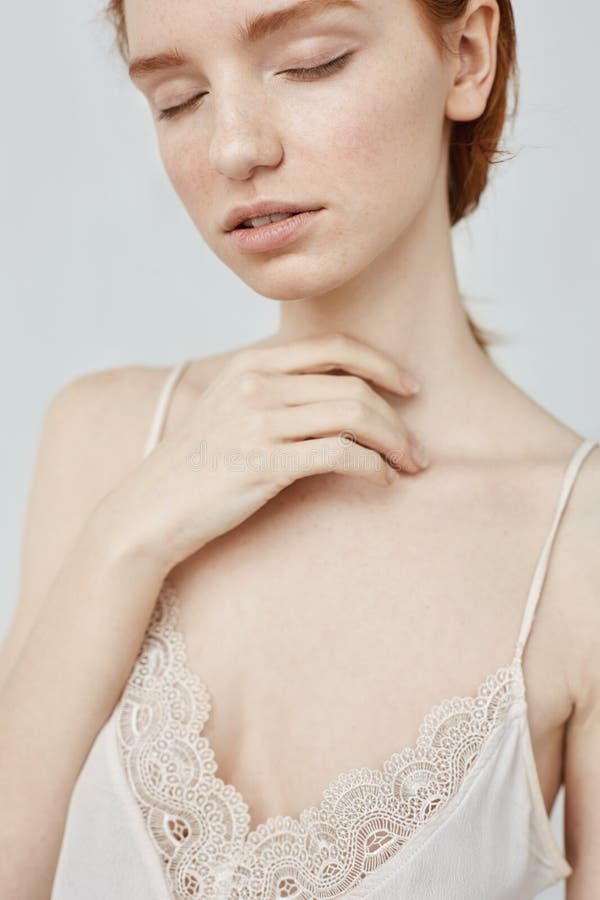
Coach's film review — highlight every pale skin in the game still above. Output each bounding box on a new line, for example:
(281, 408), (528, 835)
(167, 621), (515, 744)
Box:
(0, 0), (598, 897)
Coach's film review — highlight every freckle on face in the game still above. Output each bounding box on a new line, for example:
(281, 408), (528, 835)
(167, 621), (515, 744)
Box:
(131, 0), (449, 298)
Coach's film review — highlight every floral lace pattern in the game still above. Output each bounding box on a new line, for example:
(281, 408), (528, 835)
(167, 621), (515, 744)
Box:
(116, 579), (525, 899)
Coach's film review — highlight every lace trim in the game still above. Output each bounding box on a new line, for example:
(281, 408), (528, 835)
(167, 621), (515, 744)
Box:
(116, 579), (525, 899)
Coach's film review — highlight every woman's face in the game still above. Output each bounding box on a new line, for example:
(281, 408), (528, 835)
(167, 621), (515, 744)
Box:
(126, 0), (457, 299)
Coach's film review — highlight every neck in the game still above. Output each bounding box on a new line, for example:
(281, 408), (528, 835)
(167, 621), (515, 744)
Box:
(265, 192), (514, 462)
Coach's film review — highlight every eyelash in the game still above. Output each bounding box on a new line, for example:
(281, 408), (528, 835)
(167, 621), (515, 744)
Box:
(157, 51), (353, 121)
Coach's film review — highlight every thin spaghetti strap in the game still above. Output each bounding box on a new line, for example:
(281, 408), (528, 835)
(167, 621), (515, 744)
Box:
(142, 359), (192, 460)
(514, 437), (598, 663)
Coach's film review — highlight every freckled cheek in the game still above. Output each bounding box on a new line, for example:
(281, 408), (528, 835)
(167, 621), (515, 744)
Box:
(154, 65), (443, 237)
(304, 66), (443, 224)
(158, 136), (213, 221)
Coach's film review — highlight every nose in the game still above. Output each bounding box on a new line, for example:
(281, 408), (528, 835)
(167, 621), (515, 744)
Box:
(208, 93), (284, 180)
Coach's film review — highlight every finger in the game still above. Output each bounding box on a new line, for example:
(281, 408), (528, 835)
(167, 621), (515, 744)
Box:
(272, 372), (404, 414)
(236, 333), (420, 397)
(278, 436), (401, 487)
(235, 371), (429, 471)
(271, 372), (428, 469)
(269, 400), (422, 474)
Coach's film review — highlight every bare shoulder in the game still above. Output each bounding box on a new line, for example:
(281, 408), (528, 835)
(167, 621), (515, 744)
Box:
(0, 361), (184, 687)
(26, 361), (172, 536)
(47, 362), (173, 486)
(554, 438), (600, 709)
(65, 335), (278, 485)
(29, 353), (239, 537)
(56, 338), (274, 488)
(557, 440), (600, 892)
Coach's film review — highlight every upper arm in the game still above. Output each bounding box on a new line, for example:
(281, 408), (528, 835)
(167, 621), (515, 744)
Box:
(564, 660), (600, 895)
(563, 447), (600, 896)
(0, 365), (157, 691)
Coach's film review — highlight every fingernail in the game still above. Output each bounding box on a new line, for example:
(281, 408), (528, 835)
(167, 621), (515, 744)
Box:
(403, 376), (421, 395)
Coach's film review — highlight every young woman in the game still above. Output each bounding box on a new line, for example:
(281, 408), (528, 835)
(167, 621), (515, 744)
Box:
(1, 0), (598, 898)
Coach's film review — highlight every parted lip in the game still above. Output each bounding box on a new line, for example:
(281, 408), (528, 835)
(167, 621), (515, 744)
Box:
(223, 200), (323, 232)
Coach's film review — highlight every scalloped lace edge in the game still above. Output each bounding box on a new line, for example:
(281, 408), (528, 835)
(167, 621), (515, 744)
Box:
(116, 578), (526, 899)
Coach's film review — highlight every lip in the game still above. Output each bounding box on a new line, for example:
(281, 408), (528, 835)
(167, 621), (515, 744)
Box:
(223, 200), (324, 233)
(228, 209), (323, 254)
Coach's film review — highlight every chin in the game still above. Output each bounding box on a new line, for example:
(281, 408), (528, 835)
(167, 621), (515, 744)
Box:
(234, 254), (367, 302)
(221, 227), (383, 299)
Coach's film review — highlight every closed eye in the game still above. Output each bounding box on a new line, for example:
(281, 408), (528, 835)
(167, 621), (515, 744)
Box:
(157, 52), (354, 122)
(284, 50), (354, 81)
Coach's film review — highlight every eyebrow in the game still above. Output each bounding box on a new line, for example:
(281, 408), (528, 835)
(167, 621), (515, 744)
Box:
(128, 0), (362, 81)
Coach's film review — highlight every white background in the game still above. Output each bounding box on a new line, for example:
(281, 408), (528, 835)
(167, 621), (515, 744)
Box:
(1, 3), (599, 893)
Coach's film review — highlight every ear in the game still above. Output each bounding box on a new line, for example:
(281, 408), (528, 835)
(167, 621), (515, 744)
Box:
(445, 0), (500, 123)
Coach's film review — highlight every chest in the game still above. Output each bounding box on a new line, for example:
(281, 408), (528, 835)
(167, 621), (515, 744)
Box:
(167, 469), (573, 830)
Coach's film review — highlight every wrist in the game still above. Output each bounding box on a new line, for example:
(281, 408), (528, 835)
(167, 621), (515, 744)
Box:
(81, 489), (172, 587)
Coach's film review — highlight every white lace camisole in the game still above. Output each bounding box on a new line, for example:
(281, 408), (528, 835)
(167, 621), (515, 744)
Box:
(51, 359), (598, 899)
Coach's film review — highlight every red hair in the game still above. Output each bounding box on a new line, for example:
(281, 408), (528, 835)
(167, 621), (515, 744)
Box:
(103, 0), (519, 352)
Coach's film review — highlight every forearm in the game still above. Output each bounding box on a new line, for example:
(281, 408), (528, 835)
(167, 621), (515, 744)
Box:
(0, 503), (168, 900)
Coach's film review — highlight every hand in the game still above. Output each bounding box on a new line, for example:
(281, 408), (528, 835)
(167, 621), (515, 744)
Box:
(111, 332), (428, 570)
